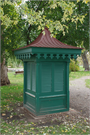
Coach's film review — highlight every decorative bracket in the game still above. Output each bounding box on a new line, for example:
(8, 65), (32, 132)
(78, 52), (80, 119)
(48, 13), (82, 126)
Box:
(15, 52), (79, 60)
(29, 53), (31, 59)
(24, 54), (26, 59)
(73, 54), (77, 59)
(68, 54), (71, 59)
(56, 54), (60, 59)
(50, 54), (54, 59)
(43, 54), (48, 59)
(37, 53), (41, 59)
(62, 54), (65, 59)
(26, 54), (28, 59)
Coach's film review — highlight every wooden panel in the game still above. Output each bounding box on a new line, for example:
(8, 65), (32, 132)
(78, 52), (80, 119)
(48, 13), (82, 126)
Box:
(27, 62), (31, 90)
(54, 63), (64, 92)
(32, 62), (36, 92)
(41, 63), (51, 93)
(25, 94), (36, 111)
(39, 96), (67, 113)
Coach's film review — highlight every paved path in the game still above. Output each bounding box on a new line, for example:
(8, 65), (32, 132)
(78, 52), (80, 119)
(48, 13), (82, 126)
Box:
(69, 76), (90, 117)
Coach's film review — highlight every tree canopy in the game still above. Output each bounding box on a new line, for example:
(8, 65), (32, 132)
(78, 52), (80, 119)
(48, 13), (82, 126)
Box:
(1, 0), (89, 63)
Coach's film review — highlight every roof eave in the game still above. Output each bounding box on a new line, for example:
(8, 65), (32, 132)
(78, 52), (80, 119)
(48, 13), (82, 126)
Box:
(14, 47), (82, 60)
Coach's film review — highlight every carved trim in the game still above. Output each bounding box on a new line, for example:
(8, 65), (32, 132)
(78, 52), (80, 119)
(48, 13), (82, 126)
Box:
(43, 54), (48, 59)
(26, 54), (28, 59)
(73, 54), (77, 59)
(15, 53), (79, 60)
(62, 54), (65, 59)
(50, 54), (54, 59)
(37, 53), (41, 59)
(68, 54), (71, 59)
(29, 53), (31, 59)
(56, 54), (60, 59)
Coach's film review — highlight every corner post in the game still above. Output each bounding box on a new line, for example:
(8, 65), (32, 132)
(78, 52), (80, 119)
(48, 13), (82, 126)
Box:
(23, 61), (27, 105)
(66, 59), (70, 111)
(36, 62), (40, 115)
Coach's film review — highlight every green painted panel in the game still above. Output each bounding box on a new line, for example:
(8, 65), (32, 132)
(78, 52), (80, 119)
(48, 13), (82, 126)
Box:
(39, 96), (67, 113)
(24, 59), (70, 116)
(27, 62), (36, 92)
(25, 94), (36, 111)
(14, 48), (32, 55)
(32, 47), (82, 55)
(32, 62), (36, 92)
(41, 63), (51, 93)
(54, 63), (64, 92)
(27, 62), (31, 90)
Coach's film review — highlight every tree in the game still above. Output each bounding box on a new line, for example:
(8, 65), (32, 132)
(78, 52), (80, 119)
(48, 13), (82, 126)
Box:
(73, 1), (89, 70)
(54, 1), (89, 70)
(1, 0), (89, 85)
(1, 1), (24, 85)
(24, 0), (89, 70)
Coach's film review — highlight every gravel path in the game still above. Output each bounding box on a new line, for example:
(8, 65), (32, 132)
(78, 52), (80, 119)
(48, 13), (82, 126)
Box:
(70, 76), (90, 117)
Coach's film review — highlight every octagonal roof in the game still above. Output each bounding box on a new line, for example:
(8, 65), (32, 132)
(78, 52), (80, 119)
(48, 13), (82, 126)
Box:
(14, 27), (82, 50)
(14, 27), (83, 60)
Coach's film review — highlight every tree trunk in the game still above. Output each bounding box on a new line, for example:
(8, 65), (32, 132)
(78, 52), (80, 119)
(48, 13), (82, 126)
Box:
(81, 51), (90, 71)
(1, 58), (10, 86)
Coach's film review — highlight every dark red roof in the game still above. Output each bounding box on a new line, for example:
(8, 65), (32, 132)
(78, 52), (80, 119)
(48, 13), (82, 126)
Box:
(15, 27), (82, 50)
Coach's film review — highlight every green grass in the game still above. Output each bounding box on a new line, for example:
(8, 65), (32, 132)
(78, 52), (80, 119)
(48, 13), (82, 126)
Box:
(1, 73), (23, 112)
(79, 66), (85, 71)
(1, 119), (90, 134)
(85, 79), (90, 89)
(69, 71), (90, 81)
(1, 72), (90, 134)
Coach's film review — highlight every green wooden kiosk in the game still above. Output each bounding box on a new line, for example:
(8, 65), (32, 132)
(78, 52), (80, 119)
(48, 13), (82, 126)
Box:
(14, 27), (82, 116)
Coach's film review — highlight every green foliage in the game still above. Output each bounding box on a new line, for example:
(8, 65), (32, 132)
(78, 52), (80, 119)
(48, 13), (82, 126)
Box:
(79, 66), (85, 71)
(23, 0), (86, 36)
(7, 58), (23, 68)
(1, 0), (89, 64)
(69, 59), (79, 72)
(1, 0), (25, 63)
(22, 0), (89, 51)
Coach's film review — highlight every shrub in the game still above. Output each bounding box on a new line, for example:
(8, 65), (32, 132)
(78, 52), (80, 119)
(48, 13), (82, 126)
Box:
(7, 58), (23, 68)
(69, 59), (79, 72)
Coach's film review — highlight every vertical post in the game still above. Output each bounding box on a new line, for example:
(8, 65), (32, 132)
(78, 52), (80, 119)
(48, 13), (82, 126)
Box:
(0, 19), (1, 130)
(66, 60), (70, 111)
(36, 62), (39, 115)
(23, 61), (27, 105)
(52, 63), (54, 93)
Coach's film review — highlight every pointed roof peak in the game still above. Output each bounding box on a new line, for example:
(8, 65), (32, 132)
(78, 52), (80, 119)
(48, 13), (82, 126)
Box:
(14, 27), (83, 51)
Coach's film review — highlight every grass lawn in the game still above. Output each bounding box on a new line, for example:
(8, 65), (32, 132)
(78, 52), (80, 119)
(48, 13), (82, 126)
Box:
(1, 72), (90, 134)
(85, 79), (90, 89)
(79, 66), (85, 71)
(1, 73), (23, 112)
(69, 71), (90, 81)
